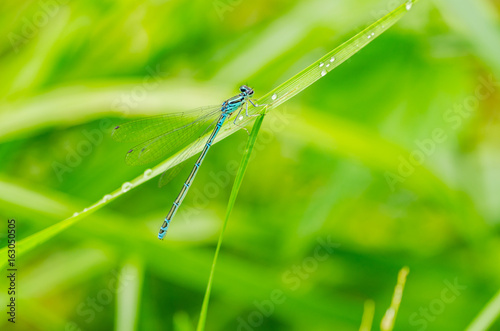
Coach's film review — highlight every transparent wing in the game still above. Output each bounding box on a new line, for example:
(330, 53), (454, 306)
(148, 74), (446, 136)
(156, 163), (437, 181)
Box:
(158, 162), (188, 188)
(117, 107), (222, 166)
(158, 116), (221, 187)
(157, 152), (197, 188)
(112, 106), (221, 143)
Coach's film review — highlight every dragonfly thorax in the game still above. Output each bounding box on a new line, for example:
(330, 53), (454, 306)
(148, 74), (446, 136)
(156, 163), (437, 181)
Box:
(221, 85), (254, 114)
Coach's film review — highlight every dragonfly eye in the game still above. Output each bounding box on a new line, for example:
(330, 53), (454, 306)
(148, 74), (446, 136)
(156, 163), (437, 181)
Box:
(239, 85), (254, 96)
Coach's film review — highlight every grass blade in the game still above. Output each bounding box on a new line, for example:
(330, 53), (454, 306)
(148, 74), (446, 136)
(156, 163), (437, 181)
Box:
(114, 256), (144, 331)
(196, 114), (265, 331)
(0, 1), (417, 264)
(380, 267), (410, 331)
(253, 0), (418, 111)
(466, 289), (500, 331)
(359, 300), (375, 331)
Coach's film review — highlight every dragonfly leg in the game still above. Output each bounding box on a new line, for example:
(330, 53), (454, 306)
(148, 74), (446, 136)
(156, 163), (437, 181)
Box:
(246, 99), (269, 117)
(245, 100), (259, 118)
(232, 106), (250, 135)
(249, 99), (270, 108)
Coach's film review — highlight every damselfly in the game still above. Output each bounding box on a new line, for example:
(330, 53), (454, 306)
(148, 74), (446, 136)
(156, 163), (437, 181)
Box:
(112, 85), (262, 239)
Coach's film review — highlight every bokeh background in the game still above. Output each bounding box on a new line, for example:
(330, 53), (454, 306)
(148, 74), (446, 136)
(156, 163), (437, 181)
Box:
(1, 0), (500, 330)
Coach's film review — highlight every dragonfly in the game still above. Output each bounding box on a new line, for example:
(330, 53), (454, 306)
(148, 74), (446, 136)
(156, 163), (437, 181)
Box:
(112, 85), (263, 240)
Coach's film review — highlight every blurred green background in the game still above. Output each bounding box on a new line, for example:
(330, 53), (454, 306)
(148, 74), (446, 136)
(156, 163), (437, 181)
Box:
(1, 0), (500, 330)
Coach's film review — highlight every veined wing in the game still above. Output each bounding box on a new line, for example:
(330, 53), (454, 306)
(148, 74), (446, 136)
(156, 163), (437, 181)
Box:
(112, 106), (221, 143)
(119, 108), (222, 166)
(157, 115), (220, 187)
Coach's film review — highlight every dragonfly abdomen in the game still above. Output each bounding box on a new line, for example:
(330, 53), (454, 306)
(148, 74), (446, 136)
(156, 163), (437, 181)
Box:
(157, 85), (255, 239)
(158, 113), (229, 239)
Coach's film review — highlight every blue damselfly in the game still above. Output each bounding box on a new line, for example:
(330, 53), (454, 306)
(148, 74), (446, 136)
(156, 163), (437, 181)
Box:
(113, 85), (261, 239)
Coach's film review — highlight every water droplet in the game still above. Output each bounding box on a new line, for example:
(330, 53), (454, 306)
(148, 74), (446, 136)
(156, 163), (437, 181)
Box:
(271, 93), (277, 100)
(122, 182), (133, 192)
(83, 208), (88, 212)
(73, 212), (79, 217)
(330, 56), (335, 62)
(371, 33), (375, 36)
(143, 169), (153, 178)
(326, 64), (330, 68)
(367, 35), (371, 39)
(319, 62), (324, 68)
(321, 70), (327, 77)
(239, 116), (243, 120)
(102, 194), (112, 202)
(406, 1), (412, 10)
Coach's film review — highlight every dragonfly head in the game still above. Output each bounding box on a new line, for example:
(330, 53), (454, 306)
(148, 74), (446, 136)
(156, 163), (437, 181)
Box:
(239, 85), (254, 97)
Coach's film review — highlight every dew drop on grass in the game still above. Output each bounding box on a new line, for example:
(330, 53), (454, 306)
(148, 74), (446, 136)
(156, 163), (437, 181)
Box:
(239, 116), (243, 120)
(367, 35), (371, 39)
(122, 182), (133, 192)
(330, 56), (335, 62)
(143, 169), (153, 178)
(319, 62), (324, 67)
(326, 64), (330, 68)
(321, 70), (327, 77)
(102, 194), (112, 202)
(406, 1), (413, 10)
(73, 212), (79, 217)
(271, 93), (277, 100)
(83, 208), (88, 212)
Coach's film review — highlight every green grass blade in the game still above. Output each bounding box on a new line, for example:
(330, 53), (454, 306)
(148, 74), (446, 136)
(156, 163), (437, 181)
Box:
(196, 114), (265, 331)
(359, 300), (375, 331)
(380, 267), (410, 331)
(0, 1), (417, 264)
(466, 289), (500, 331)
(115, 256), (144, 331)
(254, 0), (418, 111)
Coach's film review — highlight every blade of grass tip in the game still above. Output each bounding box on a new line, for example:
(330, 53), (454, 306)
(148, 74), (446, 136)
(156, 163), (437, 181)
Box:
(253, 0), (419, 112)
(0, 0), (417, 263)
(359, 300), (375, 331)
(114, 256), (144, 331)
(380, 267), (410, 331)
(196, 114), (265, 331)
(466, 289), (500, 331)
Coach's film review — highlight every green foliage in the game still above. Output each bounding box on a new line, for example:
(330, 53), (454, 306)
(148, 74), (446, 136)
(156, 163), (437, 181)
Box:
(1, 0), (500, 330)
(0, 0), (413, 269)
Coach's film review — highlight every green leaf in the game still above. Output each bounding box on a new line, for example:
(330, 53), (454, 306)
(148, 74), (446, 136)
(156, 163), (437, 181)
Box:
(0, 0), (418, 266)
(196, 114), (265, 331)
